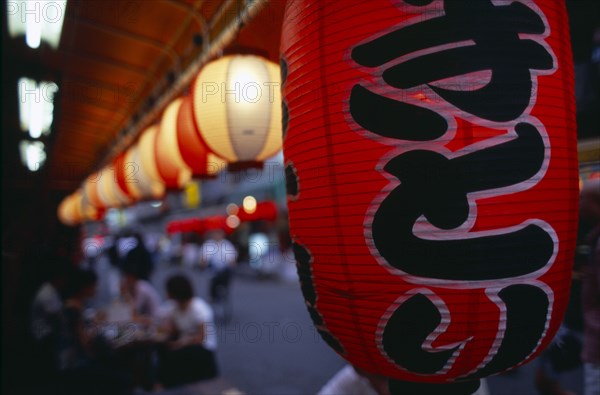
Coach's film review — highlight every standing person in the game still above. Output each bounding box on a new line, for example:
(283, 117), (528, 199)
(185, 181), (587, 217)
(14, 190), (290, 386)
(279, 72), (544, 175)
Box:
(93, 247), (121, 307)
(158, 274), (218, 388)
(581, 179), (600, 395)
(125, 233), (154, 281)
(181, 233), (200, 269)
(199, 230), (238, 303)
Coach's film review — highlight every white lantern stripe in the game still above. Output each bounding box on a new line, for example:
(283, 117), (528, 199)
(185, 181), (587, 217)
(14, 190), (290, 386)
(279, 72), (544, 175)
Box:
(226, 56), (272, 161)
(193, 54), (283, 166)
(194, 58), (236, 161)
(126, 145), (159, 199)
(96, 168), (118, 208)
(138, 125), (166, 197)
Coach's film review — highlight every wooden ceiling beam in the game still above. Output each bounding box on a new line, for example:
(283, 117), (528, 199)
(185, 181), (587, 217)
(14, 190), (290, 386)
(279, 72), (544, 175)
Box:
(104, 0), (207, 143)
(73, 16), (179, 65)
(95, 0), (271, 174)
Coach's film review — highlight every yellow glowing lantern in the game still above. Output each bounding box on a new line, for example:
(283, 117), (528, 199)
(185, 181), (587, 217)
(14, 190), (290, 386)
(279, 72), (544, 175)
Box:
(83, 171), (105, 209)
(123, 143), (163, 200)
(96, 167), (116, 208)
(138, 125), (166, 198)
(177, 95), (226, 178)
(58, 191), (83, 226)
(96, 166), (129, 208)
(57, 195), (74, 226)
(71, 191), (84, 223)
(156, 98), (192, 188)
(81, 191), (100, 221)
(191, 54), (282, 169)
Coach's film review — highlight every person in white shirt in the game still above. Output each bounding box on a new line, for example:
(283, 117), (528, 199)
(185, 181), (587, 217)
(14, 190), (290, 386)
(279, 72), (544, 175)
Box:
(181, 241), (200, 268)
(158, 274), (218, 388)
(199, 230), (238, 302)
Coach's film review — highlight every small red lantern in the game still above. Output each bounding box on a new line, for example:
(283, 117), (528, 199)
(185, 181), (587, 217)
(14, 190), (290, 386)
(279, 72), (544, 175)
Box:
(166, 221), (182, 235)
(202, 215), (236, 235)
(282, 0), (578, 390)
(178, 218), (204, 235)
(237, 200), (278, 223)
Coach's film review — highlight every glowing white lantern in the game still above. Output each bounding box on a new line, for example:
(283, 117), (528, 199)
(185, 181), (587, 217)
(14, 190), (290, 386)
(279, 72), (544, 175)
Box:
(155, 98), (192, 188)
(191, 54), (282, 169)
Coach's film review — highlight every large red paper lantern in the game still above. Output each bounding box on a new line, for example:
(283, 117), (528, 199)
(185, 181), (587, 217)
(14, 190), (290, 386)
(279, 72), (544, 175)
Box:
(282, 0), (578, 387)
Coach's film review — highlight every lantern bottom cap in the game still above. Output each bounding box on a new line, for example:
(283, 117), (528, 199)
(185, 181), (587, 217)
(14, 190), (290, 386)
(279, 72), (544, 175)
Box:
(227, 161), (263, 172)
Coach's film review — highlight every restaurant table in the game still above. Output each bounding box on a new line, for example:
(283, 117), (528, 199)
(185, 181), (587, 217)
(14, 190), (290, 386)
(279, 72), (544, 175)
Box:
(93, 321), (168, 391)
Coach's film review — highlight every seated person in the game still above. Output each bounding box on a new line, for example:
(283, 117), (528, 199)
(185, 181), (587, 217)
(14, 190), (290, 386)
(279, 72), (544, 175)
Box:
(158, 274), (218, 388)
(29, 260), (69, 392)
(59, 269), (99, 371)
(120, 261), (161, 325)
(59, 269), (130, 395)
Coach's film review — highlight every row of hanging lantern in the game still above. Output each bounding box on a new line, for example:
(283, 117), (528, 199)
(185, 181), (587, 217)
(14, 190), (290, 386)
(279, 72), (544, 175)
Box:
(58, 54), (283, 226)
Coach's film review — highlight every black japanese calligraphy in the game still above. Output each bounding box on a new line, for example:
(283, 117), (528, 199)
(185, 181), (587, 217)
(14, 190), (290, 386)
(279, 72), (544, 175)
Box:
(372, 122), (553, 281)
(292, 242), (345, 355)
(352, 0), (553, 122)
(350, 0), (556, 378)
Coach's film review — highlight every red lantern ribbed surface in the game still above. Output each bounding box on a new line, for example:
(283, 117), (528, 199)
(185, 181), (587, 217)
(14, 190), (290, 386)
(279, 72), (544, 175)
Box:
(114, 152), (135, 200)
(177, 96), (214, 178)
(281, 0), (578, 383)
